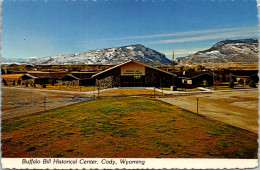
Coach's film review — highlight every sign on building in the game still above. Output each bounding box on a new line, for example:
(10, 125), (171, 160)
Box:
(121, 62), (145, 76)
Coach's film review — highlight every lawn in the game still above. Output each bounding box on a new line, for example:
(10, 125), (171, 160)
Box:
(99, 89), (163, 96)
(2, 97), (257, 158)
(1, 74), (24, 80)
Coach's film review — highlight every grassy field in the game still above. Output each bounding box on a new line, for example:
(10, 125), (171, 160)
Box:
(2, 97), (257, 158)
(99, 89), (163, 96)
(1, 74), (24, 80)
(1, 74), (24, 83)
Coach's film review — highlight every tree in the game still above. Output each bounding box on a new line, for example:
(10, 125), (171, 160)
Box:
(249, 80), (256, 88)
(238, 79), (244, 85)
(229, 79), (235, 88)
(203, 79), (207, 88)
(2, 78), (8, 86)
(215, 80), (221, 86)
(49, 79), (55, 86)
(195, 65), (205, 71)
(42, 83), (46, 88)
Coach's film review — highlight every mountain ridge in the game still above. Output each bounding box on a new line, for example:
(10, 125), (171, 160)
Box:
(24, 44), (172, 66)
(178, 38), (258, 65)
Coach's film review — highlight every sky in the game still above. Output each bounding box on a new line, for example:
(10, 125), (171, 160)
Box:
(2, 0), (259, 60)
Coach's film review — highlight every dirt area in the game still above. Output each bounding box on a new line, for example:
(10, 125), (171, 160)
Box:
(1, 87), (93, 120)
(159, 89), (258, 133)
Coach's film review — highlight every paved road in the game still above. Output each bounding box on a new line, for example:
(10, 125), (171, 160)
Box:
(159, 89), (258, 133)
(1, 87), (93, 120)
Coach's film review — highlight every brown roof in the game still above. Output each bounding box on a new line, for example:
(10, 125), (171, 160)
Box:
(179, 71), (214, 79)
(71, 73), (96, 79)
(92, 60), (176, 78)
(20, 72), (68, 79)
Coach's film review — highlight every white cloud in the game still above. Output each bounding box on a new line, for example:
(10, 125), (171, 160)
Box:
(93, 26), (257, 43)
(147, 29), (257, 44)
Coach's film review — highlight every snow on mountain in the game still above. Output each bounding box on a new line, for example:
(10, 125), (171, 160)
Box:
(1, 57), (27, 63)
(25, 44), (172, 66)
(178, 38), (258, 65)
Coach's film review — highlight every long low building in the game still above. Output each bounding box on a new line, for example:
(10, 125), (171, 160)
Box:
(20, 72), (68, 84)
(92, 60), (176, 88)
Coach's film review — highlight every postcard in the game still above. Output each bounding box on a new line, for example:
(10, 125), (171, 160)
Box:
(1, 0), (259, 169)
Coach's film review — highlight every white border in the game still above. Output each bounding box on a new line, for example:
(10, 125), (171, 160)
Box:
(1, 158), (258, 169)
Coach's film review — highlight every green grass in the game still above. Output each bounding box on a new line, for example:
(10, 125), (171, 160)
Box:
(2, 97), (258, 158)
(2, 118), (30, 132)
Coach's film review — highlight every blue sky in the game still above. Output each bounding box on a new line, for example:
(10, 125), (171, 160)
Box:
(2, 0), (259, 60)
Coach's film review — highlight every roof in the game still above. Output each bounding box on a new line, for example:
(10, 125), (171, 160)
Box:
(92, 60), (176, 78)
(180, 72), (214, 79)
(233, 75), (250, 78)
(61, 74), (80, 80)
(71, 72), (96, 79)
(20, 73), (38, 79)
(20, 72), (68, 79)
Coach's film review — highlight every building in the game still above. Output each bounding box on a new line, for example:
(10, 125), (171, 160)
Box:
(61, 72), (96, 86)
(20, 72), (68, 85)
(92, 60), (176, 88)
(177, 71), (214, 88)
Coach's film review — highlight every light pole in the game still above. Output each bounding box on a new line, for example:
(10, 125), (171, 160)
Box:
(212, 57), (216, 90)
(80, 72), (82, 92)
(196, 98), (199, 114)
(43, 96), (46, 112)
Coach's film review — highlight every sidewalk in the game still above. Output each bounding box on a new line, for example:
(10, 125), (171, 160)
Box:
(2, 86), (257, 95)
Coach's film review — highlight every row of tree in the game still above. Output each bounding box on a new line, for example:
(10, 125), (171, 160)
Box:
(2, 78), (48, 88)
(229, 79), (256, 88)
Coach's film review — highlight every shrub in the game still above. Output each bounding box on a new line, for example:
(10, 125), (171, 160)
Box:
(249, 80), (256, 88)
(203, 79), (207, 87)
(238, 79), (244, 85)
(229, 79), (235, 88)
(42, 83), (46, 88)
(26, 146), (36, 151)
(2, 78), (8, 86)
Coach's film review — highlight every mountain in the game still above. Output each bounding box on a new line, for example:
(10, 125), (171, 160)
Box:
(24, 44), (172, 66)
(178, 38), (258, 65)
(2, 57), (27, 63)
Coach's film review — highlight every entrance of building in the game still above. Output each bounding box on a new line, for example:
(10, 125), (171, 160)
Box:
(120, 76), (145, 87)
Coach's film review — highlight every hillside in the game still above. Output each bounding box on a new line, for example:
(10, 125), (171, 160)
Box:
(24, 44), (172, 66)
(178, 38), (258, 65)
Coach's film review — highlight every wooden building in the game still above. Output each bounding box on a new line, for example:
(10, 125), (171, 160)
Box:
(92, 60), (176, 88)
(177, 72), (214, 88)
(20, 72), (68, 84)
(61, 72), (96, 86)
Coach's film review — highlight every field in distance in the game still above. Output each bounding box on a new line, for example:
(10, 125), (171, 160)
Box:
(2, 97), (257, 158)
